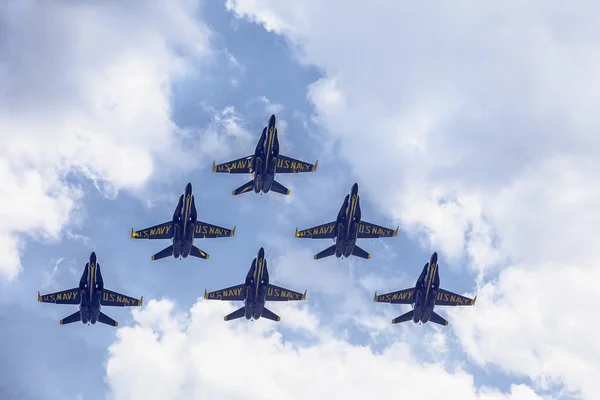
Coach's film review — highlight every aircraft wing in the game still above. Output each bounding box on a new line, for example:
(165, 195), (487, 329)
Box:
(436, 289), (477, 306)
(195, 221), (236, 239)
(100, 289), (143, 307)
(212, 156), (253, 174)
(276, 155), (318, 174)
(295, 221), (337, 239)
(204, 284), (246, 301)
(38, 288), (80, 305)
(131, 221), (173, 240)
(266, 284), (307, 301)
(373, 288), (415, 304)
(357, 221), (399, 239)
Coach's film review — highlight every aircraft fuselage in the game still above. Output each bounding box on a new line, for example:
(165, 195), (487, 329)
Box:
(243, 247), (269, 320)
(79, 252), (102, 325)
(334, 183), (361, 258)
(412, 252), (440, 324)
(172, 182), (196, 258)
(252, 114), (279, 194)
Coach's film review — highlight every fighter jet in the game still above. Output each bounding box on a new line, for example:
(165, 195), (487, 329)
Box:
(373, 252), (477, 326)
(130, 182), (236, 261)
(204, 247), (307, 321)
(212, 114), (318, 196)
(37, 252), (142, 326)
(295, 183), (399, 260)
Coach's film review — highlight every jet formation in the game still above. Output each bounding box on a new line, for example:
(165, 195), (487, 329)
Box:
(37, 113), (476, 329)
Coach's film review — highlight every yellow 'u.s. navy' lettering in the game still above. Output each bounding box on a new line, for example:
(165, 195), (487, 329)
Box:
(436, 291), (473, 305)
(134, 224), (172, 239)
(376, 290), (414, 303)
(276, 158), (312, 172)
(220, 159), (250, 172)
(207, 286), (244, 299)
(101, 292), (140, 306)
(42, 290), (79, 302)
(357, 223), (394, 237)
(296, 223), (336, 238)
(195, 224), (230, 237)
(266, 286), (303, 300)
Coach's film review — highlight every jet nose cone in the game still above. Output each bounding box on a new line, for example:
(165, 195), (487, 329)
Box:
(90, 252), (97, 263)
(351, 183), (358, 194)
(258, 247), (265, 258)
(430, 252), (438, 265)
(268, 114), (276, 126)
(185, 182), (192, 193)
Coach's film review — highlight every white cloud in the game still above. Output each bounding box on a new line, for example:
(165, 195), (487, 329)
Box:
(105, 298), (544, 400)
(225, 1), (600, 397)
(0, 1), (224, 279)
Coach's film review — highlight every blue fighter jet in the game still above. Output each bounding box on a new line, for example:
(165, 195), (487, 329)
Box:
(130, 182), (236, 261)
(212, 114), (318, 196)
(204, 247), (307, 321)
(374, 252), (477, 326)
(37, 251), (142, 326)
(295, 183), (399, 259)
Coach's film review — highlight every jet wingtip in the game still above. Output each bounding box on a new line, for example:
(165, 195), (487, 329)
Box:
(130, 228), (135, 239)
(37, 291), (41, 302)
(277, 317), (281, 322)
(295, 227), (299, 237)
(139, 296), (144, 307)
(212, 161), (216, 172)
(204, 289), (208, 299)
(231, 226), (236, 237)
(115, 321), (119, 327)
(472, 295), (478, 305)
(393, 226), (399, 237)
(373, 292), (378, 302)
(59, 320), (64, 325)
(302, 290), (307, 300)
(313, 254), (318, 260)
(367, 253), (372, 259)
(312, 160), (319, 172)
(151, 255), (155, 261)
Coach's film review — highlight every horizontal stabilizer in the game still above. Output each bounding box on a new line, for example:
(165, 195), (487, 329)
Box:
(314, 244), (336, 260)
(261, 307), (280, 322)
(190, 245), (209, 260)
(351, 245), (371, 259)
(151, 245), (173, 261)
(392, 310), (414, 324)
(232, 180), (254, 196)
(60, 311), (81, 325)
(224, 306), (246, 321)
(98, 312), (118, 327)
(429, 312), (448, 326)
(270, 180), (290, 195)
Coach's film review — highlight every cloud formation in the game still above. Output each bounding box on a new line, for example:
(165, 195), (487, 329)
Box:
(225, 1), (600, 397)
(0, 0), (216, 279)
(106, 299), (543, 400)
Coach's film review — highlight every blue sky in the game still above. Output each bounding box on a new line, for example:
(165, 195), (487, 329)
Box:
(1, 1), (598, 399)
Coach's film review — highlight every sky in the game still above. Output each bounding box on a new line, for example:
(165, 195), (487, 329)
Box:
(0, 0), (598, 399)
